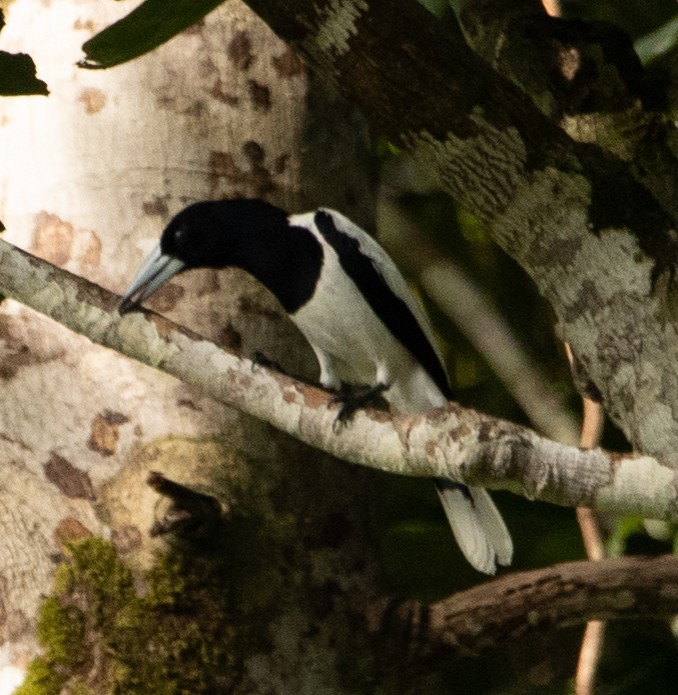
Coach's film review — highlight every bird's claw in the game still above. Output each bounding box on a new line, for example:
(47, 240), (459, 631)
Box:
(330, 381), (389, 431)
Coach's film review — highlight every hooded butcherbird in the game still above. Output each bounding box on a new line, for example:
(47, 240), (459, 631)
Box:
(119, 198), (512, 574)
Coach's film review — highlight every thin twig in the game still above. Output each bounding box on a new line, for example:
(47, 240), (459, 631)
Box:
(574, 396), (607, 695)
(566, 342), (608, 695)
(541, 0), (561, 18)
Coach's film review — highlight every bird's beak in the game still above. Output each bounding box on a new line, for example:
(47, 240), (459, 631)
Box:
(118, 244), (186, 315)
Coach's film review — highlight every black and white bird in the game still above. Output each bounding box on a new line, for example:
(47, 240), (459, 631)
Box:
(119, 198), (512, 574)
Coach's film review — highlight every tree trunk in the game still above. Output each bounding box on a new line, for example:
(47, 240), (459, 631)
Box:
(0, 1), (387, 691)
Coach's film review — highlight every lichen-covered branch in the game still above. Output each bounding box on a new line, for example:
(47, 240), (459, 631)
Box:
(2, 238), (678, 520)
(238, 0), (678, 473)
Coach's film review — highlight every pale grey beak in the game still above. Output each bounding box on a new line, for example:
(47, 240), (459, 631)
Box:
(119, 244), (186, 314)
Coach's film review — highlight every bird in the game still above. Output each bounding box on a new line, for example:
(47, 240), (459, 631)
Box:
(119, 198), (513, 574)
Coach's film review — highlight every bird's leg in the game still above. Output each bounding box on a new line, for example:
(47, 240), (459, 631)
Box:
(254, 349), (389, 426)
(331, 381), (390, 429)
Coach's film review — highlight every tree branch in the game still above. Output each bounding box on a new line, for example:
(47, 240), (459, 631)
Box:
(366, 556), (678, 661)
(422, 555), (678, 659)
(2, 239), (678, 520)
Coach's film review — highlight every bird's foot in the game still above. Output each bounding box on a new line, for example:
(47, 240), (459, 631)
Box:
(331, 381), (390, 430)
(147, 471), (223, 538)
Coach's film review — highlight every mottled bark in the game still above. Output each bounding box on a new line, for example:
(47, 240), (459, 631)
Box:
(454, 0), (678, 233)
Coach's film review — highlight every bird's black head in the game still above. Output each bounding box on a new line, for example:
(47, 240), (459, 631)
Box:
(159, 198), (290, 270)
(120, 197), (321, 315)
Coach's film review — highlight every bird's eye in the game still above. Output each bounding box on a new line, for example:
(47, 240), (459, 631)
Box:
(173, 225), (188, 248)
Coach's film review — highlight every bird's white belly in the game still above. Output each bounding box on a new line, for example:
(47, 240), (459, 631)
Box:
(291, 272), (409, 387)
(294, 292), (445, 413)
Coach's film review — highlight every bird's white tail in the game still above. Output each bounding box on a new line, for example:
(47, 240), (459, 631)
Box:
(435, 481), (513, 575)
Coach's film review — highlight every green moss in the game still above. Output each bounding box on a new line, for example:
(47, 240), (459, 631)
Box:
(67, 681), (93, 695)
(36, 597), (85, 665)
(19, 518), (285, 694)
(15, 657), (66, 695)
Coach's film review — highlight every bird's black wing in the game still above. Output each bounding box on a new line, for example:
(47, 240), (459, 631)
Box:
(314, 210), (452, 399)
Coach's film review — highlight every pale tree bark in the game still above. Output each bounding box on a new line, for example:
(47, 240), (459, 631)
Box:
(452, 0), (678, 254)
(0, 1), (382, 692)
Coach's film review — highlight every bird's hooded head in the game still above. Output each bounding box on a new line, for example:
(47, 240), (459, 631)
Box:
(119, 199), (288, 314)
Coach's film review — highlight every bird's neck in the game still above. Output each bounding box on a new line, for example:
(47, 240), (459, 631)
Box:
(233, 219), (324, 314)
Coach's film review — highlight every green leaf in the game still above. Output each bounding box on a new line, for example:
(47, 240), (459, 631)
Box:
(79, 0), (226, 69)
(0, 10), (48, 95)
